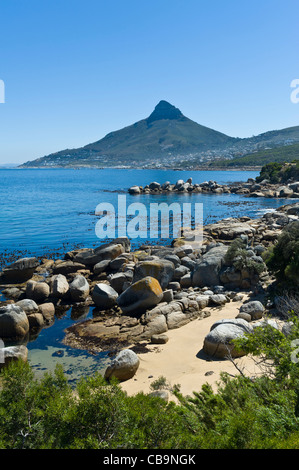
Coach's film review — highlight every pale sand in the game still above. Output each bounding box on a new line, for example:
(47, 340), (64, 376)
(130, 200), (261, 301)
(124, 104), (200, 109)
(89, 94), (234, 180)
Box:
(121, 295), (263, 398)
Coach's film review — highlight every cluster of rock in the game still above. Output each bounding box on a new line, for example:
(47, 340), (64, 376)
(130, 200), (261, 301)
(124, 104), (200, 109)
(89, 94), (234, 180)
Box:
(1, 201), (299, 379)
(128, 178), (230, 195)
(128, 177), (299, 199)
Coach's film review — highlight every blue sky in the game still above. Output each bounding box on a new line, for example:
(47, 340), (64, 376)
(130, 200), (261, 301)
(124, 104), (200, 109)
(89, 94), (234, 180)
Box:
(0, 0), (299, 164)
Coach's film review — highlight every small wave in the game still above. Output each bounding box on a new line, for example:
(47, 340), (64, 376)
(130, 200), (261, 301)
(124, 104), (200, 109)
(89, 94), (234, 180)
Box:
(256, 208), (276, 216)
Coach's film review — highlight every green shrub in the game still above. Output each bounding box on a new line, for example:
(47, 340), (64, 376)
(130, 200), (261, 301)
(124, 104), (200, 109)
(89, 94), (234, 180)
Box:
(265, 221), (299, 286)
(224, 238), (265, 276)
(2, 320), (299, 450)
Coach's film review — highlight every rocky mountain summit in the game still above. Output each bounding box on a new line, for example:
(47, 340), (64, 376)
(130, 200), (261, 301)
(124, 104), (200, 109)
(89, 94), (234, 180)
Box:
(19, 101), (299, 169)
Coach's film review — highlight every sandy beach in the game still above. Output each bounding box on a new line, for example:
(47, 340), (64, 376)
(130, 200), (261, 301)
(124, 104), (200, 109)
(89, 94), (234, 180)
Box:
(121, 294), (262, 398)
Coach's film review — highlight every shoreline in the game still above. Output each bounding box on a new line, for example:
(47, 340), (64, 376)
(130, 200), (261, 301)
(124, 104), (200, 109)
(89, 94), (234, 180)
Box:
(14, 166), (261, 171)
(120, 294), (263, 398)
(1, 185), (297, 387)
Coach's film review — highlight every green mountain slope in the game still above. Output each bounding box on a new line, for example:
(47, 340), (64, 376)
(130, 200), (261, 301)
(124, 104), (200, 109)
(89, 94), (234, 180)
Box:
(211, 142), (299, 168)
(19, 100), (299, 169)
(19, 101), (237, 168)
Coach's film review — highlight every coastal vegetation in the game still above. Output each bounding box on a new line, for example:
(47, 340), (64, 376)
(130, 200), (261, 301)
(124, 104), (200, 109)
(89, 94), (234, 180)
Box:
(264, 220), (299, 288)
(2, 316), (299, 451)
(211, 143), (299, 169)
(256, 161), (299, 184)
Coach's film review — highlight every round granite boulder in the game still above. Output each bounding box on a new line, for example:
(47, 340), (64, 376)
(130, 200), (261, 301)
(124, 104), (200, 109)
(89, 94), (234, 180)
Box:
(117, 277), (163, 315)
(92, 283), (118, 310)
(104, 349), (140, 382)
(0, 304), (29, 340)
(0, 345), (28, 370)
(203, 318), (253, 358)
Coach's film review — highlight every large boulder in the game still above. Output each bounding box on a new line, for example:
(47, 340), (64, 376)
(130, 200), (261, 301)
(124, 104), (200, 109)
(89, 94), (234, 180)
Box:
(133, 259), (175, 289)
(289, 182), (299, 192)
(38, 302), (55, 323)
(0, 257), (39, 283)
(52, 261), (86, 275)
(93, 259), (111, 275)
(0, 345), (28, 370)
(74, 244), (124, 267)
(238, 301), (265, 321)
(27, 313), (44, 329)
(192, 246), (228, 287)
(209, 294), (228, 306)
(164, 254), (181, 268)
(203, 318), (253, 358)
(16, 299), (39, 315)
(26, 280), (50, 303)
(204, 220), (255, 240)
(92, 283), (118, 310)
(142, 314), (168, 338)
(278, 186), (293, 198)
(109, 272), (131, 294)
(149, 181), (161, 191)
(69, 275), (90, 302)
(196, 295), (210, 309)
(117, 277), (163, 315)
(52, 274), (69, 299)
(128, 185), (141, 195)
(104, 349), (140, 382)
(0, 304), (30, 340)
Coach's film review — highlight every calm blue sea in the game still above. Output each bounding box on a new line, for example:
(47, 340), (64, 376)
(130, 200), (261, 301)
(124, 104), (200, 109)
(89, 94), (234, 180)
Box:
(0, 168), (292, 259)
(0, 168), (296, 382)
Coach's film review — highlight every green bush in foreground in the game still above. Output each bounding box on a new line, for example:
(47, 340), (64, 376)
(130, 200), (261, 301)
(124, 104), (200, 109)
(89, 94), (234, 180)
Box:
(2, 317), (299, 449)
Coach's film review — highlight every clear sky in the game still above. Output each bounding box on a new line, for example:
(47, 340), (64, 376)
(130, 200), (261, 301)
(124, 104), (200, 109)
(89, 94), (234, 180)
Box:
(0, 0), (299, 164)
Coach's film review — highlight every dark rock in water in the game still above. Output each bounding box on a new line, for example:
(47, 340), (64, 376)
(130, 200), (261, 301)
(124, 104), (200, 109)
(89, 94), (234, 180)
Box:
(148, 182), (161, 191)
(1, 257), (39, 283)
(52, 350), (65, 358)
(128, 185), (141, 195)
(2, 287), (23, 300)
(27, 313), (44, 329)
(39, 302), (55, 323)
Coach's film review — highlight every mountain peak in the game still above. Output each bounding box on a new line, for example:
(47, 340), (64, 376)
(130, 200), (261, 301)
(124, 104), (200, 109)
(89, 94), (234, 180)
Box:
(147, 100), (184, 123)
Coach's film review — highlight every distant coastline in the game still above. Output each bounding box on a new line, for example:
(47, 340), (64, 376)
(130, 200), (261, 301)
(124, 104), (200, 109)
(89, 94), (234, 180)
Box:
(14, 165), (262, 171)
